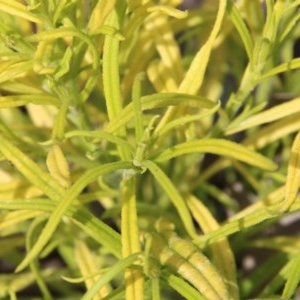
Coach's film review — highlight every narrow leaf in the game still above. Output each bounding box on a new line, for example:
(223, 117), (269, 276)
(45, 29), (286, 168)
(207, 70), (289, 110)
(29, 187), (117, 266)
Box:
(0, 198), (122, 258)
(226, 0), (253, 61)
(187, 194), (239, 299)
(162, 272), (205, 300)
(0, 0), (41, 23)
(16, 161), (134, 272)
(0, 94), (59, 108)
(46, 144), (70, 188)
(75, 242), (106, 299)
(280, 130), (300, 212)
(151, 231), (229, 300)
(282, 251), (300, 299)
(258, 57), (300, 82)
(105, 93), (215, 133)
(226, 97), (300, 135)
(153, 139), (277, 171)
(147, 5), (188, 19)
(178, 0), (227, 95)
(0, 134), (65, 201)
(141, 160), (196, 237)
(81, 254), (140, 300)
(121, 177), (143, 300)
(0, 211), (42, 230)
(87, 0), (116, 33)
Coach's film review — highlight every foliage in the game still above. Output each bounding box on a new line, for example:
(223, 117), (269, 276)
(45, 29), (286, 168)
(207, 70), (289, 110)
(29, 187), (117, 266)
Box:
(0, 0), (300, 299)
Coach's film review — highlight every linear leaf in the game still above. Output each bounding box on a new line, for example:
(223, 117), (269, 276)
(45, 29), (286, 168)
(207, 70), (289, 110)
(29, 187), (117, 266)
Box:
(26, 28), (99, 102)
(87, 0), (116, 33)
(105, 93), (215, 133)
(144, 10), (184, 87)
(74, 241), (105, 299)
(65, 130), (132, 152)
(226, 0), (253, 61)
(187, 195), (239, 299)
(141, 160), (196, 238)
(0, 94), (59, 108)
(0, 60), (33, 83)
(103, 8), (123, 121)
(178, 0), (227, 95)
(0, 0), (41, 23)
(0, 198), (122, 258)
(16, 161), (133, 272)
(151, 231), (229, 300)
(280, 130), (300, 212)
(162, 272), (205, 300)
(0, 134), (65, 201)
(154, 101), (220, 137)
(0, 210), (42, 230)
(282, 251), (300, 299)
(147, 5), (188, 19)
(226, 97), (300, 135)
(81, 253), (140, 300)
(46, 144), (70, 188)
(121, 177), (143, 300)
(153, 139), (277, 171)
(258, 57), (300, 82)
(244, 112), (300, 149)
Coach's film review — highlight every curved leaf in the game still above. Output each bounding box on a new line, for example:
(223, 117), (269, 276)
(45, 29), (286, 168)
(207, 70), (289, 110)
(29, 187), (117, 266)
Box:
(226, 0), (253, 61)
(105, 93), (215, 133)
(280, 130), (300, 212)
(0, 0), (41, 23)
(16, 161), (134, 272)
(0, 198), (122, 258)
(151, 231), (229, 300)
(141, 160), (196, 238)
(0, 94), (59, 108)
(187, 195), (238, 299)
(226, 97), (300, 135)
(153, 139), (277, 171)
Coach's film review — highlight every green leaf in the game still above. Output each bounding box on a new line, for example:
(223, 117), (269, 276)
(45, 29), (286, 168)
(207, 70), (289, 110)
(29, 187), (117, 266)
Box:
(0, 0), (41, 23)
(65, 130), (132, 152)
(226, 0), (253, 61)
(105, 93), (215, 133)
(187, 195), (239, 299)
(121, 176), (144, 300)
(258, 57), (300, 82)
(103, 8), (123, 122)
(178, 0), (227, 95)
(153, 139), (277, 171)
(16, 161), (134, 272)
(151, 231), (229, 300)
(274, 250), (300, 299)
(81, 253), (140, 300)
(0, 134), (65, 201)
(162, 271), (205, 300)
(0, 94), (59, 108)
(0, 198), (122, 258)
(0, 60), (33, 84)
(0, 210), (42, 231)
(243, 112), (300, 150)
(154, 101), (220, 137)
(102, 7), (130, 161)
(147, 5), (188, 19)
(141, 160), (196, 238)
(87, 0), (116, 33)
(132, 73), (145, 142)
(280, 130), (300, 212)
(225, 97), (300, 135)
(26, 28), (100, 102)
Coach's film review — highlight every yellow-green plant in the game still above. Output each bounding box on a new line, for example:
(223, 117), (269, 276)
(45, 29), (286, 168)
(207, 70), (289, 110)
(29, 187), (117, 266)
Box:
(1, 0), (300, 299)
